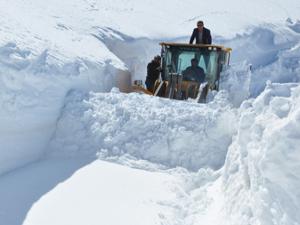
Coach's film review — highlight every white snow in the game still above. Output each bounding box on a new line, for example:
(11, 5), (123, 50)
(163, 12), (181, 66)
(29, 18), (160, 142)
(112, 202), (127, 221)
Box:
(0, 0), (300, 225)
(47, 89), (236, 171)
(22, 160), (186, 225)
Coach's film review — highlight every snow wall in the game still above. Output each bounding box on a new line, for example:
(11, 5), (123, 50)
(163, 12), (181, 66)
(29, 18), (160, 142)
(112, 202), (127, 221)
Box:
(222, 82), (300, 224)
(0, 42), (130, 176)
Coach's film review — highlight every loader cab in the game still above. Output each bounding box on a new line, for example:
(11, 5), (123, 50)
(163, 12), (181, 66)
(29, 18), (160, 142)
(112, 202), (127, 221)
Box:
(160, 43), (231, 93)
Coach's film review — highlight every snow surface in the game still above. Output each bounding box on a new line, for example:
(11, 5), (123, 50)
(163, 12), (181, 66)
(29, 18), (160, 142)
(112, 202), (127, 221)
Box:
(0, 0), (300, 225)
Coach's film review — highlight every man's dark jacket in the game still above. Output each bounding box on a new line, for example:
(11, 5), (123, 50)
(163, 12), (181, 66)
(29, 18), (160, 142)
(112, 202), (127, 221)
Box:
(189, 27), (212, 44)
(145, 60), (161, 92)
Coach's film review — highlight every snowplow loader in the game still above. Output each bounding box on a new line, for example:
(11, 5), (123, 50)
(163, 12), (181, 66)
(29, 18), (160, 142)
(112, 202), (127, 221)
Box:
(132, 42), (232, 103)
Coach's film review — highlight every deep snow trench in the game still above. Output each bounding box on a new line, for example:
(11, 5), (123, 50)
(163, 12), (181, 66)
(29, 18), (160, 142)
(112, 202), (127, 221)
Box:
(1, 18), (300, 225)
(1, 0), (300, 223)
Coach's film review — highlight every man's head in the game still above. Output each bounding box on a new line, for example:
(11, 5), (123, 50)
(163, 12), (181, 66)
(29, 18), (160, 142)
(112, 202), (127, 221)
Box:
(154, 55), (161, 62)
(197, 21), (204, 31)
(191, 58), (198, 67)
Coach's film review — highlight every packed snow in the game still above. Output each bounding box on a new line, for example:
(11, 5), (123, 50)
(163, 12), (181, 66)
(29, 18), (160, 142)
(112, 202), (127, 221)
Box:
(0, 0), (300, 225)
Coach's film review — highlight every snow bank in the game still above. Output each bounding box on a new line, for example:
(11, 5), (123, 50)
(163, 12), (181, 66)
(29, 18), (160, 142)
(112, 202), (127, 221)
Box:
(0, 42), (128, 175)
(221, 82), (300, 225)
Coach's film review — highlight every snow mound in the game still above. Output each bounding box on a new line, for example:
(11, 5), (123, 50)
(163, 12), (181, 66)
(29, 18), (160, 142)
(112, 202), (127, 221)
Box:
(48, 90), (237, 171)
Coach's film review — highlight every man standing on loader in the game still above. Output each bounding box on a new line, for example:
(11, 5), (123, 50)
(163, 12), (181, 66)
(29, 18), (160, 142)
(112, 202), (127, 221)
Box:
(189, 20), (212, 44)
(145, 55), (161, 92)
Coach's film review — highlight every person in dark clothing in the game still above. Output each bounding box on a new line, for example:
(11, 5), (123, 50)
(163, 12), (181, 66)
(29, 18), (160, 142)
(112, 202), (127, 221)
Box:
(182, 58), (205, 83)
(145, 55), (161, 92)
(189, 20), (212, 44)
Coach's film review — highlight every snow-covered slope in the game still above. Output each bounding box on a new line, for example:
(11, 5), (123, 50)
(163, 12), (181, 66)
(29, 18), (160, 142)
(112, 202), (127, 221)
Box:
(0, 0), (300, 225)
